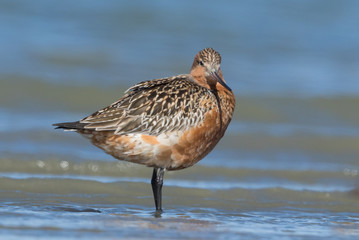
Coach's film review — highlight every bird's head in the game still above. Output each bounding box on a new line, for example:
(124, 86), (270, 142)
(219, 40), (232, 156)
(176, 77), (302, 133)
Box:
(190, 48), (231, 92)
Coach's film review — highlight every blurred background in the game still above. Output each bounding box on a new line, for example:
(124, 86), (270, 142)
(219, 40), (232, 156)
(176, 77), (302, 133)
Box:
(0, 0), (358, 239)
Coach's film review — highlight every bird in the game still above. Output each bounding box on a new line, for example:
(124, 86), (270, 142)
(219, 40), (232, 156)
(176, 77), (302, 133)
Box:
(53, 48), (235, 215)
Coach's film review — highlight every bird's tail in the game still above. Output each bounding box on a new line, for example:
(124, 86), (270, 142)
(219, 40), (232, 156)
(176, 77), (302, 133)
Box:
(53, 121), (87, 131)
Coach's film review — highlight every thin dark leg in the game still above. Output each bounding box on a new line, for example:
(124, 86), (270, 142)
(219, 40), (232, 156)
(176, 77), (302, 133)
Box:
(151, 167), (164, 214)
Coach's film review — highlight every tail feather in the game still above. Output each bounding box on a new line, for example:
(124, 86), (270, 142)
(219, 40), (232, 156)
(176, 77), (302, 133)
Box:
(53, 121), (87, 130)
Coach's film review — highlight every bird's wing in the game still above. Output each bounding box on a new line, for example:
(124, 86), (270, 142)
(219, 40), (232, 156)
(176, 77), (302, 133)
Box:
(79, 75), (217, 136)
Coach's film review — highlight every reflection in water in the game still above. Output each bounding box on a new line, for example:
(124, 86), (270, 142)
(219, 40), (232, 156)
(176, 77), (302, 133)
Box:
(54, 207), (102, 213)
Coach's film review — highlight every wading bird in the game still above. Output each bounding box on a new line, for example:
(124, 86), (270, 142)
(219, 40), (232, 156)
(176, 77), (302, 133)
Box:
(54, 48), (235, 215)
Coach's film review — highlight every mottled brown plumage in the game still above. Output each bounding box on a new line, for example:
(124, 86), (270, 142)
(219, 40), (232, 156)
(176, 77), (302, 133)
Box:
(54, 48), (235, 213)
(79, 75), (214, 136)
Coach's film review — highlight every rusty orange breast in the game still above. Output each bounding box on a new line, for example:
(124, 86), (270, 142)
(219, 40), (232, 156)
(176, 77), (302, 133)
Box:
(169, 108), (223, 170)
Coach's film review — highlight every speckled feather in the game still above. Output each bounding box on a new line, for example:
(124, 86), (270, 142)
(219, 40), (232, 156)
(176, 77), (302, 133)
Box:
(79, 75), (217, 135)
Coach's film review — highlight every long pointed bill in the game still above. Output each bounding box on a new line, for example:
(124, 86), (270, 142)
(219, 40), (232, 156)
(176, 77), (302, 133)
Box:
(213, 72), (232, 92)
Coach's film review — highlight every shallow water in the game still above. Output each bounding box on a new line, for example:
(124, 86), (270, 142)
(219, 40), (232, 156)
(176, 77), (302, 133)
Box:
(1, 0), (359, 239)
(1, 159), (358, 240)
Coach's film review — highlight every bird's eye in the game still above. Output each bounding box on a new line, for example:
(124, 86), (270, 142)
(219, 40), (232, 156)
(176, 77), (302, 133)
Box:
(198, 60), (204, 66)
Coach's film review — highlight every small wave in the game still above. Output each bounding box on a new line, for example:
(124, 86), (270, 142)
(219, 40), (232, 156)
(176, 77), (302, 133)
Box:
(0, 172), (353, 193)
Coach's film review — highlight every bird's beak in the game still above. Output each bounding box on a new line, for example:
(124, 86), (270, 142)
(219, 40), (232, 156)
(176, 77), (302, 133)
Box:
(212, 71), (232, 92)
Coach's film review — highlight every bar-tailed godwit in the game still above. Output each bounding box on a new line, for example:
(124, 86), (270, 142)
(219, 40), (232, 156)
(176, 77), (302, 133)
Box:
(54, 48), (235, 214)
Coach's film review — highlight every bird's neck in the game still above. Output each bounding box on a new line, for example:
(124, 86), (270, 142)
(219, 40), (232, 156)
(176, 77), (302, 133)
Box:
(215, 86), (235, 134)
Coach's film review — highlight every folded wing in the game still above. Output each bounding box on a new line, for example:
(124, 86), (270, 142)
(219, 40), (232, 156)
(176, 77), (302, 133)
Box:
(54, 75), (217, 136)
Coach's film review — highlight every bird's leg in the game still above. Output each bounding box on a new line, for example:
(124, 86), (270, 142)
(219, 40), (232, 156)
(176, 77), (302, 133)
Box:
(151, 167), (165, 214)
